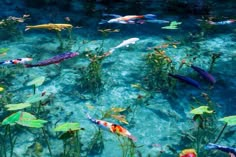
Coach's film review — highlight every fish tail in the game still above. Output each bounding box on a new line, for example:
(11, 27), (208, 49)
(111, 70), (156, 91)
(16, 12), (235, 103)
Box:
(127, 135), (137, 142)
(144, 14), (156, 19)
(24, 64), (33, 68)
(0, 61), (5, 64)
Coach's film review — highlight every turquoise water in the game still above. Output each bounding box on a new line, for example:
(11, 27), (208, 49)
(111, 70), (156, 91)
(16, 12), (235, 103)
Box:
(0, 1), (235, 157)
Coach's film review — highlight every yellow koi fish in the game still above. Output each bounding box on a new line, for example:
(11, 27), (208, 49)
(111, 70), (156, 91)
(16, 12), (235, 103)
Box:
(25, 23), (73, 31)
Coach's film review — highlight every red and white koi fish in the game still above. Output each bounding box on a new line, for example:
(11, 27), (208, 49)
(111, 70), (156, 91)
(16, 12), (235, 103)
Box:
(86, 113), (136, 141)
(208, 19), (236, 25)
(100, 13), (156, 24)
(0, 58), (32, 65)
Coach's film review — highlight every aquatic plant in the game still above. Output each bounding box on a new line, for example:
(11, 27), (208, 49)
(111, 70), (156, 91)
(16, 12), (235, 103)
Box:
(54, 122), (84, 157)
(178, 93), (219, 156)
(0, 111), (47, 157)
(26, 76), (45, 94)
(0, 15), (29, 40)
(143, 47), (175, 92)
(162, 21), (182, 29)
(78, 47), (112, 94)
(209, 53), (221, 72)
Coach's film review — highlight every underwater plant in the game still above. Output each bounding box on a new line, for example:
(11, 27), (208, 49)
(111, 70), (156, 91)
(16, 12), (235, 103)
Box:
(143, 47), (175, 92)
(0, 15), (29, 40)
(26, 76), (45, 94)
(54, 122), (84, 157)
(177, 93), (219, 156)
(0, 111), (47, 157)
(78, 47), (112, 94)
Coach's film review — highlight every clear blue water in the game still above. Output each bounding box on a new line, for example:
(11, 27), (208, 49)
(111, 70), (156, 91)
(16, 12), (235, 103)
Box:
(0, 1), (235, 157)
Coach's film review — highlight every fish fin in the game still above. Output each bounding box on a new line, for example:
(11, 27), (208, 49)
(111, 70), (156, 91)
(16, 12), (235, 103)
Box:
(25, 27), (30, 31)
(99, 19), (108, 25)
(144, 14), (156, 19)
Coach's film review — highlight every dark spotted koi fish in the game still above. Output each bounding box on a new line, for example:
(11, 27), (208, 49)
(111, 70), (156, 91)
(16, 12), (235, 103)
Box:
(168, 73), (202, 89)
(25, 52), (78, 68)
(191, 65), (216, 84)
(0, 58), (32, 65)
(86, 112), (136, 141)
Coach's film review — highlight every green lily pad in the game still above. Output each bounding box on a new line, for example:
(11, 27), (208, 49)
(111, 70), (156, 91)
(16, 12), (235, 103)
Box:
(25, 93), (49, 103)
(20, 112), (36, 120)
(2, 111), (22, 125)
(0, 48), (9, 54)
(5, 103), (31, 111)
(54, 123), (80, 132)
(190, 106), (213, 115)
(27, 76), (45, 87)
(17, 119), (47, 128)
(162, 21), (181, 29)
(219, 115), (236, 126)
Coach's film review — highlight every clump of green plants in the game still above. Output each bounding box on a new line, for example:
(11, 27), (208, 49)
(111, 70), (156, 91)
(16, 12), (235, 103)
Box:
(0, 15), (29, 40)
(143, 48), (175, 91)
(54, 122), (84, 157)
(176, 93), (219, 156)
(209, 53), (221, 72)
(78, 46), (112, 94)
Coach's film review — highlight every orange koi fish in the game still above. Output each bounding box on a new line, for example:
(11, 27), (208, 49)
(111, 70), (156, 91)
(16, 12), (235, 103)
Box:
(0, 58), (32, 65)
(179, 149), (197, 157)
(25, 23), (73, 31)
(86, 113), (136, 141)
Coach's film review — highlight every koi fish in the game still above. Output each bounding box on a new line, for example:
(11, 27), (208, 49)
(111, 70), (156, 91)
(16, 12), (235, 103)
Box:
(205, 143), (236, 157)
(208, 19), (236, 25)
(191, 65), (216, 84)
(86, 113), (136, 141)
(100, 13), (156, 24)
(0, 58), (32, 65)
(25, 23), (73, 31)
(25, 52), (78, 68)
(179, 149), (197, 157)
(168, 73), (202, 89)
(109, 38), (139, 53)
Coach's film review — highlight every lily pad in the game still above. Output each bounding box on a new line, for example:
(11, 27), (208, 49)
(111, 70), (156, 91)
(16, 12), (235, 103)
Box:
(162, 21), (181, 29)
(20, 112), (36, 120)
(219, 115), (236, 126)
(25, 93), (49, 103)
(54, 123), (80, 132)
(17, 119), (47, 128)
(190, 106), (213, 115)
(27, 76), (45, 87)
(5, 103), (31, 111)
(1, 111), (22, 125)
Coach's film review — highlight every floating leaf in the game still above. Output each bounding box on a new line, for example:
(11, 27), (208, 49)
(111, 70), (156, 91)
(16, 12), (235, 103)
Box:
(111, 107), (126, 113)
(27, 76), (45, 87)
(190, 106), (213, 115)
(5, 103), (31, 111)
(25, 93), (48, 103)
(1, 111), (22, 125)
(0, 48), (9, 54)
(54, 123), (80, 132)
(219, 115), (236, 126)
(20, 112), (36, 120)
(17, 119), (47, 128)
(0, 87), (4, 92)
(111, 115), (129, 124)
(162, 21), (181, 29)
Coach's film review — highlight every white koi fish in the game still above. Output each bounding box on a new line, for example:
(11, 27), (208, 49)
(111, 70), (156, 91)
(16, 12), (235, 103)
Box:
(110, 38), (139, 53)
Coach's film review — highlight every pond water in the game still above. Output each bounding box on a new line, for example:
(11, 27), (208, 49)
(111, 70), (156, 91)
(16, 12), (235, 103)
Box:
(0, 1), (235, 157)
